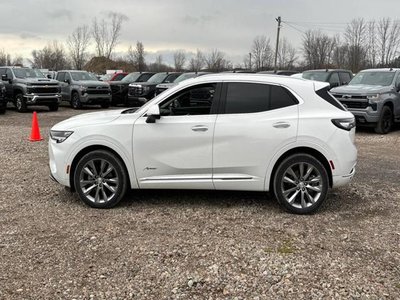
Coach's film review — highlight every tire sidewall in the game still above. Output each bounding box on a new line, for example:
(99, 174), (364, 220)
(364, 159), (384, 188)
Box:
(71, 92), (82, 109)
(15, 94), (26, 112)
(273, 153), (329, 214)
(376, 106), (393, 134)
(73, 150), (128, 208)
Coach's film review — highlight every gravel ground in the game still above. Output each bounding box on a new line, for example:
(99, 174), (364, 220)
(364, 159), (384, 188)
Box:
(0, 106), (399, 299)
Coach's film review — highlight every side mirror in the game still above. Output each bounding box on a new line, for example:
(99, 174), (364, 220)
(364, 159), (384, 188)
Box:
(1, 74), (7, 81)
(47, 74), (52, 79)
(396, 83), (400, 92)
(65, 78), (71, 84)
(146, 105), (161, 123)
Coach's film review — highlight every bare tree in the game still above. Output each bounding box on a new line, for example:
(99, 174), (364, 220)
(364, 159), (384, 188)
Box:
(92, 12), (127, 59)
(30, 41), (69, 70)
(127, 41), (146, 71)
(366, 20), (378, 68)
(344, 18), (367, 72)
(276, 38), (297, 69)
(67, 25), (91, 70)
(188, 49), (204, 72)
(0, 49), (12, 66)
(377, 18), (400, 66)
(205, 49), (230, 72)
(12, 55), (24, 66)
(302, 30), (336, 69)
(173, 50), (186, 71)
(251, 35), (273, 71)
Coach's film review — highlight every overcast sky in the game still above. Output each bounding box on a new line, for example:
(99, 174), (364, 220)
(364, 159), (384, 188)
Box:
(1, 0), (399, 66)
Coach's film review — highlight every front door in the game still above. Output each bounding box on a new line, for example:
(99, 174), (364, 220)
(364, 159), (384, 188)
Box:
(133, 82), (221, 189)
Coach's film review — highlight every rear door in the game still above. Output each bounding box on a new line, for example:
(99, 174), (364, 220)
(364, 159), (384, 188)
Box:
(212, 81), (299, 191)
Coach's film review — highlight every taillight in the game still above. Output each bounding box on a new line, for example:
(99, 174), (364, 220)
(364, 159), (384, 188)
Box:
(331, 118), (355, 131)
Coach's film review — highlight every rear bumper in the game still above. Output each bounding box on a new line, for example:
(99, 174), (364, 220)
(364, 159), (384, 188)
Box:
(332, 165), (356, 187)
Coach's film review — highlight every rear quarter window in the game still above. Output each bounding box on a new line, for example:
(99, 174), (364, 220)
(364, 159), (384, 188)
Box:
(316, 87), (346, 111)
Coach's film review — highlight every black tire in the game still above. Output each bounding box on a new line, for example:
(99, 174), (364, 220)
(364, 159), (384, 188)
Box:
(273, 153), (329, 214)
(374, 106), (393, 134)
(101, 102), (110, 109)
(48, 103), (59, 111)
(15, 93), (27, 113)
(71, 92), (82, 109)
(73, 150), (128, 208)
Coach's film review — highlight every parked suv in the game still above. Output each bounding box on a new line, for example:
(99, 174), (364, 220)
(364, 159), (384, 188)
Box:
(302, 69), (353, 89)
(109, 72), (155, 106)
(0, 67), (61, 112)
(0, 81), (6, 114)
(331, 68), (400, 134)
(49, 74), (357, 214)
(56, 70), (111, 109)
(127, 72), (182, 106)
(155, 72), (210, 96)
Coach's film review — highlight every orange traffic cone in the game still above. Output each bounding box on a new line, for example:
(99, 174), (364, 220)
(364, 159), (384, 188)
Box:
(29, 111), (43, 142)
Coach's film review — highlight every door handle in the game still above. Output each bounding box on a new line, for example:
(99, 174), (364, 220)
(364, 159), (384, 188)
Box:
(191, 125), (208, 132)
(273, 122), (290, 129)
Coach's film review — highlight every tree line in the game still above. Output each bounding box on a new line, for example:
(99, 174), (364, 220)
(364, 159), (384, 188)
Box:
(1, 16), (400, 74)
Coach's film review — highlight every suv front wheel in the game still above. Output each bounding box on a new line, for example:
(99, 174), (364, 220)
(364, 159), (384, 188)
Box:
(15, 93), (27, 113)
(71, 92), (82, 109)
(375, 105), (393, 134)
(73, 150), (128, 208)
(273, 153), (329, 214)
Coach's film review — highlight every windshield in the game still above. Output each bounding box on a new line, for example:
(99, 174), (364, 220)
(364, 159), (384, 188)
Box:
(121, 72), (141, 83)
(349, 71), (395, 86)
(147, 73), (168, 84)
(14, 68), (45, 79)
(174, 73), (197, 83)
(302, 72), (329, 82)
(71, 72), (98, 81)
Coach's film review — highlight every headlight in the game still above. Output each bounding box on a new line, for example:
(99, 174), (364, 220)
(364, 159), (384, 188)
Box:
(50, 130), (73, 143)
(331, 118), (356, 131)
(366, 94), (380, 101)
(80, 85), (87, 94)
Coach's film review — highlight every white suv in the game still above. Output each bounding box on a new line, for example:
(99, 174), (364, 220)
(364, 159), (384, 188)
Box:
(49, 74), (357, 214)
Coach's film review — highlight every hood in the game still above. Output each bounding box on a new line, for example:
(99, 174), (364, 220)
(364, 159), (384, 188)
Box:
(51, 109), (126, 131)
(331, 84), (390, 94)
(16, 78), (59, 85)
(129, 82), (157, 87)
(76, 80), (110, 87)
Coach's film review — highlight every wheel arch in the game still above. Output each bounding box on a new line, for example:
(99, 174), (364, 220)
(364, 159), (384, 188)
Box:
(69, 145), (133, 192)
(268, 146), (333, 192)
(383, 101), (394, 113)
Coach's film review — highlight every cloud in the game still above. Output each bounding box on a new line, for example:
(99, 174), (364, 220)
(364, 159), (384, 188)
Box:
(181, 14), (217, 26)
(46, 9), (73, 20)
(19, 33), (40, 40)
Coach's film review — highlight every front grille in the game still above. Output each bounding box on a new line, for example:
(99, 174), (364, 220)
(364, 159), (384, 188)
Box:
(86, 86), (110, 95)
(129, 86), (143, 96)
(339, 100), (369, 109)
(30, 86), (59, 94)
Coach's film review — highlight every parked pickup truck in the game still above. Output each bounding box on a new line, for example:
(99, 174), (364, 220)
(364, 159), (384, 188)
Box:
(331, 68), (400, 134)
(0, 67), (61, 112)
(109, 72), (155, 106)
(127, 72), (182, 106)
(154, 72), (210, 96)
(0, 81), (6, 114)
(56, 70), (111, 109)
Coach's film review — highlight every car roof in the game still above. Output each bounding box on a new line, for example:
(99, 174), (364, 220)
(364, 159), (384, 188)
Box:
(359, 68), (400, 72)
(303, 69), (352, 73)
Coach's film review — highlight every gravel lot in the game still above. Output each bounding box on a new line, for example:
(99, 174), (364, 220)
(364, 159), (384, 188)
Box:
(0, 105), (399, 299)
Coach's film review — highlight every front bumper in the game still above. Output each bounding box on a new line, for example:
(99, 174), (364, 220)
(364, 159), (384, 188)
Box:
(349, 108), (380, 124)
(80, 93), (111, 104)
(24, 94), (61, 105)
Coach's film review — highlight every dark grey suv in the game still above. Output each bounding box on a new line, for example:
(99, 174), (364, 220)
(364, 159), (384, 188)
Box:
(331, 68), (400, 134)
(0, 67), (61, 112)
(302, 69), (353, 89)
(56, 70), (111, 109)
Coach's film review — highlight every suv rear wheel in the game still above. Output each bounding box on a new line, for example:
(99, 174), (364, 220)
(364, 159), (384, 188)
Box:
(15, 93), (27, 113)
(273, 153), (329, 214)
(374, 105), (393, 134)
(73, 150), (128, 208)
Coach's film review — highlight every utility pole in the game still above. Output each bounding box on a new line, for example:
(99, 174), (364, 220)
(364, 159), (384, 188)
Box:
(273, 16), (281, 73)
(249, 52), (252, 71)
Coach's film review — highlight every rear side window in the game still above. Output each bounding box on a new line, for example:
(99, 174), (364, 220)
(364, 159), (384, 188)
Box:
(224, 83), (297, 114)
(225, 83), (269, 114)
(316, 87), (346, 111)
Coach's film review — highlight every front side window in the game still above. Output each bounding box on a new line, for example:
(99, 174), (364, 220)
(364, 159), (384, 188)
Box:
(159, 83), (216, 116)
(224, 83), (297, 114)
(329, 73), (340, 85)
(56, 72), (65, 82)
(339, 72), (351, 84)
(70, 72), (97, 81)
(6, 68), (13, 79)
